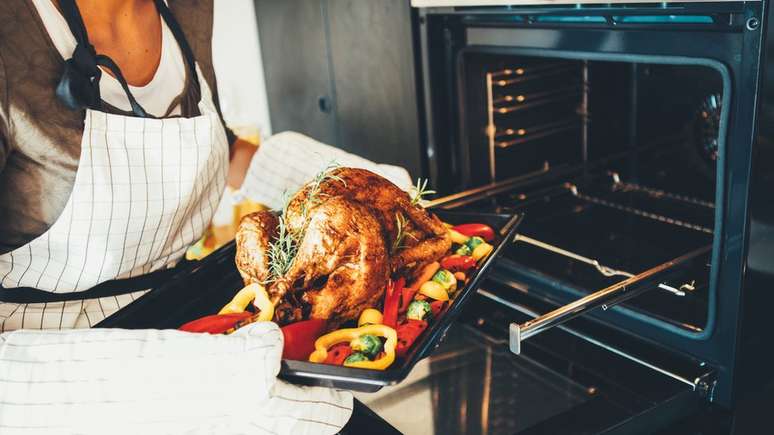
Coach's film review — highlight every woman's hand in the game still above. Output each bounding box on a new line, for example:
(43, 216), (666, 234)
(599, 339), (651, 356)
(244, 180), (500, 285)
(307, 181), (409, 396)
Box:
(227, 137), (259, 189)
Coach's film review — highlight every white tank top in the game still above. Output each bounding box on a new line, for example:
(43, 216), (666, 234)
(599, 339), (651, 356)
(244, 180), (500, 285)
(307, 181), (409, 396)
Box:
(31, 0), (186, 117)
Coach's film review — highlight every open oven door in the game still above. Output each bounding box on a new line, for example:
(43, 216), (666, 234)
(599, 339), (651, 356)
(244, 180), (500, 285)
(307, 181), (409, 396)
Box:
(353, 282), (717, 435)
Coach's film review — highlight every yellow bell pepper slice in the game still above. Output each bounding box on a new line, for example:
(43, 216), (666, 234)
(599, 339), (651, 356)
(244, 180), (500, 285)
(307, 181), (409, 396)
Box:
(418, 280), (450, 301)
(218, 283), (274, 322)
(449, 229), (470, 245)
(309, 324), (397, 370)
(472, 242), (494, 262)
(358, 308), (384, 327)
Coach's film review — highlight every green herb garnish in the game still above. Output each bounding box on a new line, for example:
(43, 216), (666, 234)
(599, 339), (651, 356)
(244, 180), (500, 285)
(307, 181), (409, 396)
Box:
(391, 212), (417, 254)
(264, 162), (345, 283)
(409, 178), (436, 206)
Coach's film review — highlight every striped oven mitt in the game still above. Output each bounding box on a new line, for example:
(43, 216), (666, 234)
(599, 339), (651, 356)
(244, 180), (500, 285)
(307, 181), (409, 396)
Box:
(0, 322), (352, 435)
(239, 131), (413, 210)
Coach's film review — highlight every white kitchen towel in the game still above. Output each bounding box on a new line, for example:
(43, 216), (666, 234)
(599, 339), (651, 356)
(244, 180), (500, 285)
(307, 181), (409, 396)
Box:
(239, 131), (413, 210)
(0, 322), (352, 435)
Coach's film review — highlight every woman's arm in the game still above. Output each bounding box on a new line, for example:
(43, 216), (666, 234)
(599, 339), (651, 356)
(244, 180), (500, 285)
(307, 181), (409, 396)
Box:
(0, 50), (9, 176)
(227, 137), (258, 189)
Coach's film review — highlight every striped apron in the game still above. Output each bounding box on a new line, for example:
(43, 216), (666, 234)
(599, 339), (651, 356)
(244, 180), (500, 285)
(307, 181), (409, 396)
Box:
(0, 0), (228, 331)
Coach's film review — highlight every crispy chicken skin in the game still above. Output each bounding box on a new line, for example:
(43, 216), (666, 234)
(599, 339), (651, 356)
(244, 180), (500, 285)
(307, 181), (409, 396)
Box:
(285, 168), (451, 272)
(234, 211), (279, 285)
(273, 197), (389, 327)
(235, 167), (451, 327)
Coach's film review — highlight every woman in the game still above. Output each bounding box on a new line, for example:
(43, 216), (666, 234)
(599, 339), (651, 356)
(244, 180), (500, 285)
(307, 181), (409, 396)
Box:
(0, 0), (257, 329)
(0, 1), (352, 433)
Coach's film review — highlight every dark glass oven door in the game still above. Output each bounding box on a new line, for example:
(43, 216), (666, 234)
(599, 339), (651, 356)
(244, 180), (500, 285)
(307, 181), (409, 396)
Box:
(355, 285), (713, 434)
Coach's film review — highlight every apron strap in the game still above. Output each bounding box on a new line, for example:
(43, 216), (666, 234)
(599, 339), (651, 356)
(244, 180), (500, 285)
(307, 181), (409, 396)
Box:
(56, 0), (200, 118)
(0, 268), (180, 304)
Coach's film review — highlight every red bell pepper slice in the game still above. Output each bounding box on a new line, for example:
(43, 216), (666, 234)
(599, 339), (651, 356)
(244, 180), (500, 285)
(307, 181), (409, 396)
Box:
(280, 319), (328, 361)
(400, 288), (415, 314)
(452, 223), (495, 242)
(430, 300), (448, 318)
(383, 278), (404, 329)
(440, 255), (477, 272)
(323, 343), (354, 365)
(396, 320), (428, 357)
(179, 312), (253, 334)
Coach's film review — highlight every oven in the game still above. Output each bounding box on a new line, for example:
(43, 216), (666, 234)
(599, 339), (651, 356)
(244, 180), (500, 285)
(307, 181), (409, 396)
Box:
(352, 1), (774, 433)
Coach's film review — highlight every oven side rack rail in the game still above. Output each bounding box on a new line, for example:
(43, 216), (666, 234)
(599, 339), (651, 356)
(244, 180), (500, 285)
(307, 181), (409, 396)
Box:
(508, 244), (712, 355)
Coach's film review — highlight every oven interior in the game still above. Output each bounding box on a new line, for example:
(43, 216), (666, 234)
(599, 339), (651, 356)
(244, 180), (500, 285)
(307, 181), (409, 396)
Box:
(455, 53), (724, 333)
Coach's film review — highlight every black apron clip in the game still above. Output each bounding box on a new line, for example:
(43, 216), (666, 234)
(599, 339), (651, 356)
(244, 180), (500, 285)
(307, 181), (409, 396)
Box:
(54, 0), (196, 119)
(55, 42), (102, 112)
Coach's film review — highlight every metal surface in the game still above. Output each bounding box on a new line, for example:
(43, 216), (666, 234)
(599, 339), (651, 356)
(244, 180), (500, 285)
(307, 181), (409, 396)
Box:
(97, 210), (523, 392)
(513, 234), (687, 295)
(423, 162), (550, 208)
(486, 72), (496, 182)
(509, 245), (712, 355)
(412, 0), (755, 6)
(478, 289), (702, 390)
(568, 183), (715, 234)
(415, 0), (768, 404)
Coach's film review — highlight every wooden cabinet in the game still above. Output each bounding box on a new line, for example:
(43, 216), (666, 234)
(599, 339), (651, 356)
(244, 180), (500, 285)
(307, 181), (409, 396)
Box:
(255, 0), (423, 177)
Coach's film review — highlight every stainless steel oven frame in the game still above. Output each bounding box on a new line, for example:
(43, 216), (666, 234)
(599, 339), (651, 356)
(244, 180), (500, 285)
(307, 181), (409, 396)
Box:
(414, 0), (771, 408)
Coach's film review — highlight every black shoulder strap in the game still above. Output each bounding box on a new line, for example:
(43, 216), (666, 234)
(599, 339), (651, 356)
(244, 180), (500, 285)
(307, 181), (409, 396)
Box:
(56, 0), (199, 118)
(154, 0), (201, 96)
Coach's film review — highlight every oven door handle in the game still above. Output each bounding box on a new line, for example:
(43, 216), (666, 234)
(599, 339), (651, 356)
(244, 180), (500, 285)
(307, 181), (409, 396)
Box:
(508, 245), (712, 355)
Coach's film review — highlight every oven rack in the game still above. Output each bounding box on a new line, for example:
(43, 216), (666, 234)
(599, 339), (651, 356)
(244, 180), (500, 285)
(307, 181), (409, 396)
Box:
(495, 117), (581, 149)
(567, 183), (714, 234)
(493, 85), (585, 114)
(508, 244), (712, 354)
(485, 61), (587, 181)
(430, 171), (715, 357)
(610, 177), (716, 210)
(512, 233), (688, 296)
(490, 63), (580, 87)
(504, 170), (715, 235)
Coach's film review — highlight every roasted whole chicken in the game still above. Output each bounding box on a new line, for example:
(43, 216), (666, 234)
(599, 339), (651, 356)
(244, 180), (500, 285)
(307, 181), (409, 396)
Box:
(235, 167), (451, 327)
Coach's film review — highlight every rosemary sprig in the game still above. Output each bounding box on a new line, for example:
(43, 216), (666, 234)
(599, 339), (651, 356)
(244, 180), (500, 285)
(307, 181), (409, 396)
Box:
(409, 178), (436, 206)
(391, 212), (417, 254)
(264, 162), (345, 283)
(296, 162), (345, 234)
(264, 215), (297, 283)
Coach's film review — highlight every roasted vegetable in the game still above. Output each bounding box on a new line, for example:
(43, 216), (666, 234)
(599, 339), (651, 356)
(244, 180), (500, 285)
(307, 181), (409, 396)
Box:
(453, 223), (495, 242)
(472, 242), (494, 262)
(402, 262), (441, 312)
(383, 278), (405, 329)
(345, 352), (369, 364)
(432, 269), (456, 292)
(281, 319), (327, 361)
(323, 343), (354, 365)
(449, 229), (470, 244)
(218, 283), (274, 322)
(430, 300), (448, 318)
(440, 255), (477, 272)
(179, 312), (254, 334)
(396, 320), (428, 357)
(418, 280), (449, 301)
(455, 244), (472, 256)
(466, 236), (486, 251)
(453, 271), (467, 282)
(309, 324), (397, 370)
(407, 300), (432, 321)
(358, 308), (384, 327)
(350, 334), (384, 358)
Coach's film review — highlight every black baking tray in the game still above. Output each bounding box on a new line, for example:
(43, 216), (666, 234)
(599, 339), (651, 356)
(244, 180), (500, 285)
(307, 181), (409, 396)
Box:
(96, 210), (522, 392)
